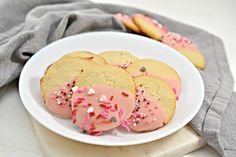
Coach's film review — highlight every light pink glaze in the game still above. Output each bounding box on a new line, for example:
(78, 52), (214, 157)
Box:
(44, 80), (75, 118)
(115, 13), (133, 23)
(161, 32), (200, 52)
(136, 14), (168, 33)
(71, 86), (135, 135)
(131, 72), (181, 96)
(128, 87), (167, 132)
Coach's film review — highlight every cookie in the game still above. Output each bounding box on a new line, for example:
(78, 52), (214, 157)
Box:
(115, 13), (141, 33)
(40, 58), (96, 118)
(71, 65), (136, 135)
(133, 13), (167, 41)
(161, 32), (206, 69)
(126, 59), (181, 96)
(128, 76), (176, 132)
(60, 51), (107, 64)
(99, 50), (139, 69)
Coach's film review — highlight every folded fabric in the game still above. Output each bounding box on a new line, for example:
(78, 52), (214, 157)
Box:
(0, 0), (235, 156)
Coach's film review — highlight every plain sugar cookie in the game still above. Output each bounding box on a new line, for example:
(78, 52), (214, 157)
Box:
(60, 51), (107, 64)
(99, 50), (139, 69)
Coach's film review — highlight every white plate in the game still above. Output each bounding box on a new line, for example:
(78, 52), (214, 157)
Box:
(19, 31), (204, 146)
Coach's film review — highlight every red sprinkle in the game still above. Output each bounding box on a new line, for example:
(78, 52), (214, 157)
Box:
(121, 91), (129, 97)
(176, 96), (179, 100)
(99, 103), (107, 108)
(88, 111), (95, 117)
(173, 88), (177, 94)
(101, 120), (111, 124)
(96, 114), (102, 119)
(71, 109), (77, 116)
(89, 123), (96, 131)
(72, 116), (76, 124)
(89, 131), (102, 136)
(109, 96), (114, 101)
(114, 104), (118, 111)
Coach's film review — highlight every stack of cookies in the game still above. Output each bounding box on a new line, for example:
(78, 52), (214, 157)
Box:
(41, 51), (179, 135)
(116, 13), (206, 69)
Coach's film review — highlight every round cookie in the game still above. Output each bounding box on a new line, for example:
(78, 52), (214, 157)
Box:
(126, 59), (181, 96)
(128, 76), (176, 132)
(60, 51), (107, 64)
(115, 13), (141, 33)
(71, 65), (136, 135)
(161, 32), (206, 69)
(99, 51), (139, 69)
(133, 13), (167, 41)
(41, 58), (96, 118)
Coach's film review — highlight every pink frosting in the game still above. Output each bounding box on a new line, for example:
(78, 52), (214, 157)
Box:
(128, 87), (167, 132)
(115, 13), (141, 33)
(131, 72), (181, 96)
(161, 32), (200, 52)
(44, 80), (75, 118)
(71, 86), (135, 135)
(115, 13), (133, 23)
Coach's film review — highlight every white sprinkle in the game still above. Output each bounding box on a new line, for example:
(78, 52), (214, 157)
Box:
(87, 106), (94, 113)
(87, 88), (95, 95)
(68, 95), (71, 98)
(71, 86), (79, 92)
(56, 98), (59, 101)
(57, 93), (60, 96)
(62, 87), (66, 90)
(62, 96), (64, 99)
(53, 91), (57, 94)
(99, 94), (107, 102)
(133, 123), (137, 126)
(153, 118), (157, 121)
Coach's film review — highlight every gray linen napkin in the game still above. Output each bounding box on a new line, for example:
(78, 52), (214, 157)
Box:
(0, 0), (235, 156)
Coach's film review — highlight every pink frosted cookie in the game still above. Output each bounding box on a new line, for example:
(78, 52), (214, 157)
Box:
(115, 13), (141, 33)
(133, 13), (167, 41)
(161, 32), (205, 69)
(40, 58), (96, 118)
(128, 76), (176, 132)
(71, 65), (136, 135)
(71, 86), (135, 135)
(126, 59), (181, 97)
